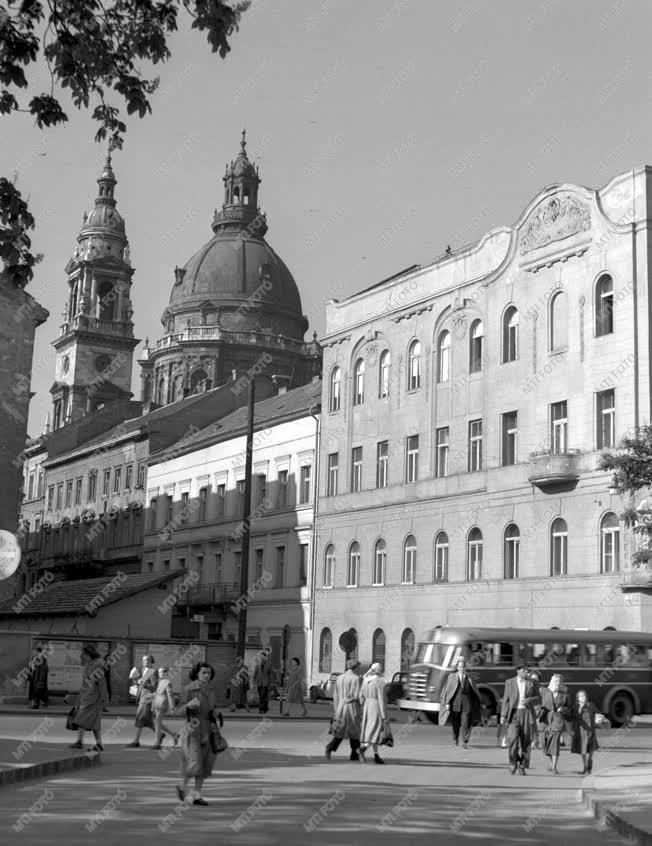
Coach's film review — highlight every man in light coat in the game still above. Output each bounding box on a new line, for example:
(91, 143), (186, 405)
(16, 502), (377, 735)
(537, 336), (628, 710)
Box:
(439, 657), (482, 748)
(500, 663), (540, 775)
(325, 659), (363, 761)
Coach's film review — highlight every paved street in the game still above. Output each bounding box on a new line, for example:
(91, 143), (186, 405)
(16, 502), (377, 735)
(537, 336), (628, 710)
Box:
(0, 713), (647, 845)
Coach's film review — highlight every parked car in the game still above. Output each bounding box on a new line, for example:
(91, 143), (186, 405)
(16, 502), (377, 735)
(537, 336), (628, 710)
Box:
(309, 672), (341, 702)
(386, 671), (408, 705)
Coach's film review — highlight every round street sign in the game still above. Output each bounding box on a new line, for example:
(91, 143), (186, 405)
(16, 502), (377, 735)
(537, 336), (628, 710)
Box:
(0, 531), (21, 580)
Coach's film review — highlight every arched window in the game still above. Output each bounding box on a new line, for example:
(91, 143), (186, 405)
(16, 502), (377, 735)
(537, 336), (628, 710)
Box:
(467, 528), (483, 581)
(400, 628), (415, 671)
(373, 539), (386, 586)
(600, 512), (620, 574)
(353, 359), (365, 405)
(550, 290), (568, 350)
(319, 628), (332, 673)
(323, 544), (335, 587)
(596, 275), (614, 336)
(329, 367), (341, 412)
(157, 378), (166, 405)
(434, 531), (449, 582)
(372, 628), (386, 667)
(437, 331), (450, 383)
(347, 542), (360, 587)
(190, 368), (209, 394)
(233, 187), (240, 204)
(379, 350), (390, 398)
(502, 306), (519, 362)
(97, 281), (115, 321)
(504, 523), (520, 580)
(408, 340), (421, 390)
(469, 319), (483, 373)
(550, 517), (568, 576)
(402, 534), (417, 584)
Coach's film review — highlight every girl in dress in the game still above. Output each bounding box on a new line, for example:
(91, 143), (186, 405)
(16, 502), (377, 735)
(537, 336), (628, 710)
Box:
(152, 667), (180, 749)
(572, 689), (600, 775)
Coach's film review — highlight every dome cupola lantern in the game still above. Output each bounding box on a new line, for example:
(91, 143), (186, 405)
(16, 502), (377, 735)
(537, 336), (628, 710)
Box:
(212, 129), (267, 236)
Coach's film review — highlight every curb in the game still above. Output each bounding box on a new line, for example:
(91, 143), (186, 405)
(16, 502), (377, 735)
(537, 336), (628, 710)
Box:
(0, 751), (102, 787)
(581, 788), (651, 846)
(0, 707), (332, 721)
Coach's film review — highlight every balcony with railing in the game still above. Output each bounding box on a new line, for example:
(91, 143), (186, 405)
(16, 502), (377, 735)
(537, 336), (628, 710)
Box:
(60, 316), (134, 338)
(527, 450), (582, 489)
(176, 581), (241, 608)
(154, 327), (307, 353)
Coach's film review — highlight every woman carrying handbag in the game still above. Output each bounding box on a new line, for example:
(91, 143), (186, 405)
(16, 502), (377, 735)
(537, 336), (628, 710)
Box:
(539, 674), (571, 774)
(359, 662), (389, 764)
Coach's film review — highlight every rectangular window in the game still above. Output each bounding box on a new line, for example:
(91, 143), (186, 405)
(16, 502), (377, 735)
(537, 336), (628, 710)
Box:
(376, 441), (388, 488)
(406, 434), (419, 483)
(234, 550), (242, 586)
(351, 447), (363, 492)
(434, 537), (449, 582)
(550, 400), (567, 454)
(137, 463), (146, 488)
(198, 487), (207, 522)
(88, 472), (97, 501)
(166, 494), (173, 523)
(125, 464), (133, 489)
(215, 552), (223, 584)
(149, 498), (157, 531)
(65, 480), (73, 508)
(102, 469), (111, 497)
(275, 546), (285, 588)
(74, 477), (83, 506)
(34, 517), (40, 534)
(277, 469), (288, 508)
(217, 483), (226, 516)
(597, 389), (615, 450)
(236, 480), (245, 513)
(255, 548), (264, 582)
(113, 467), (121, 493)
(299, 465), (311, 504)
(163, 559), (170, 572)
(256, 474), (267, 507)
(501, 411), (518, 466)
(468, 419), (483, 472)
(27, 474), (34, 500)
(327, 453), (339, 497)
(56, 483), (63, 510)
(180, 491), (189, 523)
(436, 427), (449, 478)
(299, 543), (308, 586)
(324, 547), (335, 587)
(47, 486), (54, 511)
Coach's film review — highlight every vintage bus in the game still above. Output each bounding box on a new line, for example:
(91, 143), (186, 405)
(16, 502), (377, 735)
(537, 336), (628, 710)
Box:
(397, 627), (652, 727)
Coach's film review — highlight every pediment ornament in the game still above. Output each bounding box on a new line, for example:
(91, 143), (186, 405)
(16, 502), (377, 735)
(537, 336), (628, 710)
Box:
(520, 195), (590, 255)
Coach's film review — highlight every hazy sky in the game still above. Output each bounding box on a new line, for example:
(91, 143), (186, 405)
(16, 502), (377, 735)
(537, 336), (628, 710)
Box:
(3, 0), (649, 436)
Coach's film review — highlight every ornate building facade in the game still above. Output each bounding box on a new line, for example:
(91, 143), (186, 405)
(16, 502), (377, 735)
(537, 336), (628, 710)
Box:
(312, 167), (652, 684)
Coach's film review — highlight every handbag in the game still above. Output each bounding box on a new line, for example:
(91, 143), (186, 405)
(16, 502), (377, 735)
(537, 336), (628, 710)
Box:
(380, 720), (394, 748)
(65, 707), (78, 731)
(210, 725), (228, 754)
(129, 683), (139, 698)
(328, 715), (345, 736)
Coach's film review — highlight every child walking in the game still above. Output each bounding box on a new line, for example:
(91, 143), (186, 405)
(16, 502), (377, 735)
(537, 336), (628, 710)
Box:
(152, 667), (179, 749)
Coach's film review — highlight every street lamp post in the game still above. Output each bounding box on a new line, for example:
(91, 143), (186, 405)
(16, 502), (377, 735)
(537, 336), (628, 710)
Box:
(236, 377), (255, 660)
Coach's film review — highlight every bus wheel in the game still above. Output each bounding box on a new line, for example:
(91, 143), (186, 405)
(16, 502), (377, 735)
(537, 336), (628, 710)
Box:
(425, 711), (439, 725)
(608, 692), (634, 727)
(479, 691), (496, 726)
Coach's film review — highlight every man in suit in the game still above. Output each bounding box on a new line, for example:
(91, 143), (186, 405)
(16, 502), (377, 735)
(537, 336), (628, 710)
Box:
(440, 657), (482, 748)
(500, 663), (540, 775)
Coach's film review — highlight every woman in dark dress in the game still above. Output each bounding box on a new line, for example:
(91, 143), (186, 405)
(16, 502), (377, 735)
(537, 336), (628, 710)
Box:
(539, 673), (571, 774)
(572, 689), (600, 774)
(174, 661), (224, 806)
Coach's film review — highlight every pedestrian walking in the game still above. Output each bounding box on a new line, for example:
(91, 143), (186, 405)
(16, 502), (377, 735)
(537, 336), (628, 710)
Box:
(126, 654), (158, 747)
(538, 673), (571, 774)
(253, 648), (272, 714)
(69, 644), (108, 752)
(571, 689), (599, 775)
(439, 657), (482, 749)
(325, 658), (363, 761)
(284, 657), (308, 718)
(175, 661), (225, 806)
(359, 662), (389, 764)
(228, 657), (250, 712)
(27, 646), (49, 710)
(152, 667), (180, 749)
(102, 647), (112, 712)
(500, 663), (540, 775)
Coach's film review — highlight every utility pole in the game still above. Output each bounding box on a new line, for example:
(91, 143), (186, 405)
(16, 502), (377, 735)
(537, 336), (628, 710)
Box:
(236, 376), (255, 660)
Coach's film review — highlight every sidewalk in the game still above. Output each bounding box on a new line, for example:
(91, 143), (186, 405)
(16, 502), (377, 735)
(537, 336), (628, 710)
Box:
(582, 764), (652, 845)
(0, 738), (100, 786)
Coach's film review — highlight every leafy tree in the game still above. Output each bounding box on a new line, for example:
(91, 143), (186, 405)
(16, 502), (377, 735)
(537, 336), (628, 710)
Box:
(598, 424), (652, 565)
(0, 0), (249, 287)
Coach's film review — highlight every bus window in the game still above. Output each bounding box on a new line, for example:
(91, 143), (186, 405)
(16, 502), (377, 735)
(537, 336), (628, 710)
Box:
(495, 643), (514, 665)
(414, 643), (457, 668)
(544, 643), (567, 664)
(580, 644), (597, 665)
(531, 643), (546, 666)
(465, 642), (487, 668)
(565, 644), (580, 665)
(619, 644), (647, 667)
(598, 643), (615, 664)
(415, 644), (433, 664)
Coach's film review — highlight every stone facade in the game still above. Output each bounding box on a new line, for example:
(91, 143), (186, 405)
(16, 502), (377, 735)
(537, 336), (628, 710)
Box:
(312, 167), (652, 683)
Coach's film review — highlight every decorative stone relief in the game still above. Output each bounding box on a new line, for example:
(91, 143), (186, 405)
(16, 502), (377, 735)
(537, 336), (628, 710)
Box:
(520, 196), (591, 255)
